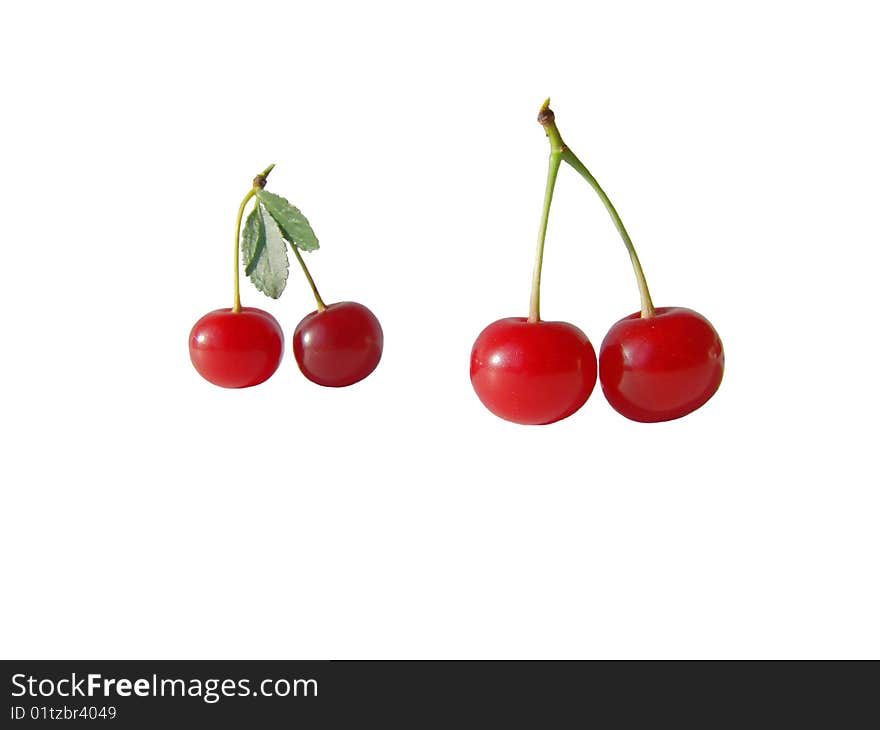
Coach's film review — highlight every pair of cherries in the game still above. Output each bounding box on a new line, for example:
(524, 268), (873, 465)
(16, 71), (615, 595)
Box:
(470, 101), (724, 424)
(189, 301), (383, 389)
(189, 164), (383, 390)
(470, 307), (723, 424)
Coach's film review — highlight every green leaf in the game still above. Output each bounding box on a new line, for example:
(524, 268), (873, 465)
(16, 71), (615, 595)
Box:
(241, 204), (289, 298)
(255, 189), (319, 252)
(241, 204), (266, 276)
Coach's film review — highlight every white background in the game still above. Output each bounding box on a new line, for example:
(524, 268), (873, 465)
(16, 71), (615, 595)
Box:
(1, 1), (878, 659)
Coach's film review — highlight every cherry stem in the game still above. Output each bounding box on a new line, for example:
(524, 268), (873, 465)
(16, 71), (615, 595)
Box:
(528, 141), (562, 322)
(290, 245), (327, 312)
(232, 163), (276, 313)
(538, 100), (656, 319)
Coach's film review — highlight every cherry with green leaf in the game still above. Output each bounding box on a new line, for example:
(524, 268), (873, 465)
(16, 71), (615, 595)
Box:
(189, 164), (383, 388)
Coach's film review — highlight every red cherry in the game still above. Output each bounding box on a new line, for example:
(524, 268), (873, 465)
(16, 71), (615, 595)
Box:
(293, 301), (383, 387)
(189, 307), (284, 388)
(599, 307), (724, 422)
(470, 317), (598, 425)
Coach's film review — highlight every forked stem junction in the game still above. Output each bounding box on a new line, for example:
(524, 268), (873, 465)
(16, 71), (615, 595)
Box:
(530, 99), (656, 320)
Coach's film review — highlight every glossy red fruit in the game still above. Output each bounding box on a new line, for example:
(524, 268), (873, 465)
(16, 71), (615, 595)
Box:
(470, 317), (598, 425)
(293, 301), (383, 387)
(189, 307), (284, 388)
(599, 307), (724, 423)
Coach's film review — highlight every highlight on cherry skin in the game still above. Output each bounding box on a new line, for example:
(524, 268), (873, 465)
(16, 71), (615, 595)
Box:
(189, 308), (284, 388)
(599, 307), (723, 423)
(470, 318), (597, 425)
(294, 301), (383, 387)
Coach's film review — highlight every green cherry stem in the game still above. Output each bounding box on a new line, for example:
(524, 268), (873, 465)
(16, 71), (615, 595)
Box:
(538, 100), (656, 319)
(290, 245), (327, 312)
(232, 191), (254, 313)
(527, 123), (562, 323)
(232, 163), (276, 313)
